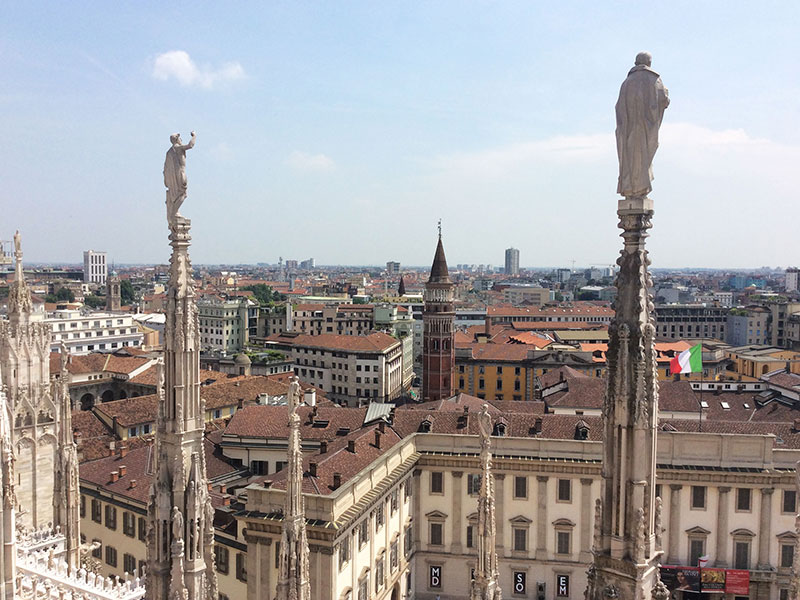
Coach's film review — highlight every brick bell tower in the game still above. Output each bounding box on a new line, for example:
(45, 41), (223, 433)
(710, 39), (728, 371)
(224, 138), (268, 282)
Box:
(422, 223), (455, 401)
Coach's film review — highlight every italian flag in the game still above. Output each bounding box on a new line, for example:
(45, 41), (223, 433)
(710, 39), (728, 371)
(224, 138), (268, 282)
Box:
(670, 344), (703, 374)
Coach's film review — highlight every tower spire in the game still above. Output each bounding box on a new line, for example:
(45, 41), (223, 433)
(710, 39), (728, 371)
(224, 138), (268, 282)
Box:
(7, 231), (32, 322)
(276, 377), (311, 600)
(586, 55), (669, 600)
(423, 229), (455, 401)
(53, 342), (81, 570)
(471, 404), (501, 600)
(147, 133), (217, 600)
(0, 365), (17, 600)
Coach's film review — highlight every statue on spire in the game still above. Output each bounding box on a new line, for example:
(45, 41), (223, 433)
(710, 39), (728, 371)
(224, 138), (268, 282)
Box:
(164, 131), (196, 230)
(471, 404), (502, 600)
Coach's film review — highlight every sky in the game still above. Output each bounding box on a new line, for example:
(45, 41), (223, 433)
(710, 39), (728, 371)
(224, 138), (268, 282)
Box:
(1, 2), (798, 270)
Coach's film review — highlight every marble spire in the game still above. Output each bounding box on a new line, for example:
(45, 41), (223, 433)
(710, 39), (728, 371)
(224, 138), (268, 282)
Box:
(53, 342), (81, 570)
(275, 377), (311, 600)
(586, 55), (669, 600)
(0, 231), (58, 531)
(0, 366), (16, 600)
(146, 134), (217, 600)
(471, 404), (501, 600)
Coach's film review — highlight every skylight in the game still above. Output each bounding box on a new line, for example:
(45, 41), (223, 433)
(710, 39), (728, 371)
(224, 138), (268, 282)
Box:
(720, 401), (731, 409)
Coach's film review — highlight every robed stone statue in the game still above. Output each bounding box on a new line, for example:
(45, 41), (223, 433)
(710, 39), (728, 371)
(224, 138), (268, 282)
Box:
(615, 52), (669, 199)
(164, 131), (196, 228)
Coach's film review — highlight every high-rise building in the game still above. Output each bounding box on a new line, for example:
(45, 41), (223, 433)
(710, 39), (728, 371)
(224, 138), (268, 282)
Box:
(786, 267), (799, 293)
(386, 261), (400, 274)
(84, 249), (107, 285)
(423, 232), (455, 401)
(504, 247), (519, 276)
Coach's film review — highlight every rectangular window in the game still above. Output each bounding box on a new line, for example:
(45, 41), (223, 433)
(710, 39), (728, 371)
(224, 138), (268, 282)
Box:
(689, 538), (705, 566)
(80, 495), (86, 518)
(734, 541), (750, 570)
(358, 519), (369, 547)
(105, 505), (117, 530)
(123, 511), (135, 537)
(557, 479), (572, 502)
(338, 536), (350, 570)
(404, 525), (413, 556)
(92, 540), (102, 559)
(358, 576), (369, 600)
(138, 517), (147, 542)
(431, 471), (444, 494)
(215, 545), (229, 575)
(236, 552), (247, 582)
(513, 528), (527, 552)
(784, 490), (797, 514)
(514, 476), (527, 499)
(91, 499), (102, 523)
(736, 488), (752, 511)
(123, 553), (136, 574)
(781, 544), (794, 568)
(467, 474), (481, 496)
(556, 531), (571, 555)
(691, 486), (706, 509)
(466, 525), (474, 548)
(430, 522), (443, 546)
(105, 545), (117, 567)
(390, 488), (399, 514)
(390, 538), (399, 570)
(375, 555), (385, 592)
(375, 502), (385, 530)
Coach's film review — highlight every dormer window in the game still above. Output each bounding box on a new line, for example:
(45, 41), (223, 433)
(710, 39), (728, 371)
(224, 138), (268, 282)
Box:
(493, 422), (507, 437)
(420, 419), (432, 433)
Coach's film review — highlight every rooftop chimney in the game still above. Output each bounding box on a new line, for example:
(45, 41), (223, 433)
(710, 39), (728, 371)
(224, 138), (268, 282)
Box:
(129, 479), (137, 489)
(119, 445), (128, 458)
(320, 440), (328, 454)
(119, 465), (127, 477)
(378, 421), (386, 433)
(222, 496), (231, 507)
(263, 481), (272, 488)
(332, 472), (342, 490)
(534, 417), (543, 435)
(793, 418), (800, 433)
(374, 431), (381, 449)
(348, 440), (356, 453)
(110, 471), (119, 483)
(309, 462), (317, 477)
(219, 484), (227, 494)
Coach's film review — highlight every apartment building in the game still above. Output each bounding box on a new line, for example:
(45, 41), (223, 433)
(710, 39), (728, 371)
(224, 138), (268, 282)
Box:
(198, 296), (255, 353)
(266, 331), (406, 405)
(46, 309), (144, 354)
(292, 303), (374, 336)
(655, 304), (729, 340)
(487, 303), (614, 326)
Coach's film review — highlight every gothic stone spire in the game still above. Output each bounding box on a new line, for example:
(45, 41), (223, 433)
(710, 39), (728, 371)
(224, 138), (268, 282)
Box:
(0, 231), (58, 532)
(276, 377), (311, 600)
(471, 404), (502, 600)
(53, 343), (81, 570)
(0, 366), (17, 600)
(146, 135), (217, 600)
(586, 58), (670, 600)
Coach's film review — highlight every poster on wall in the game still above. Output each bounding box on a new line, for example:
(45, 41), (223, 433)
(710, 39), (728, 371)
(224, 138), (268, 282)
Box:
(724, 570), (750, 595)
(700, 568), (725, 592)
(660, 566), (700, 592)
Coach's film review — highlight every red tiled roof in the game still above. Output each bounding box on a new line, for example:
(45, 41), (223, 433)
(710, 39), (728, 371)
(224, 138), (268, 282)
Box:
(269, 332), (400, 353)
(224, 405), (367, 440)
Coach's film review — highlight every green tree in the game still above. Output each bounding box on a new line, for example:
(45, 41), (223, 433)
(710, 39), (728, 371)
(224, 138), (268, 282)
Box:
(120, 280), (135, 305)
(84, 295), (105, 309)
(243, 284), (278, 306)
(56, 287), (75, 302)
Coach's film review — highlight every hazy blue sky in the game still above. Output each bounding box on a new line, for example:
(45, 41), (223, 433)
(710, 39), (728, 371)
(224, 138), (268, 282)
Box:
(2, 2), (798, 269)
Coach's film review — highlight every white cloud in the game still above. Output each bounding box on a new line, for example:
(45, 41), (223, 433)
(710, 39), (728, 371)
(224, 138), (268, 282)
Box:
(285, 151), (336, 173)
(152, 50), (244, 89)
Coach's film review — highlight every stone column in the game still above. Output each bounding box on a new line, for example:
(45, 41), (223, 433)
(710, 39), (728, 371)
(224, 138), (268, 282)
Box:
(715, 487), (730, 567)
(580, 478), (594, 562)
(413, 470), (422, 551)
(451, 471), (463, 553)
(536, 476), (549, 560)
(495, 474), (505, 555)
(668, 484), (682, 564)
(757, 488), (774, 570)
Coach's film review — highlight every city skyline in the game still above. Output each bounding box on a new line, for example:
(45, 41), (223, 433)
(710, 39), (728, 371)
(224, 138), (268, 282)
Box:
(2, 2), (798, 268)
